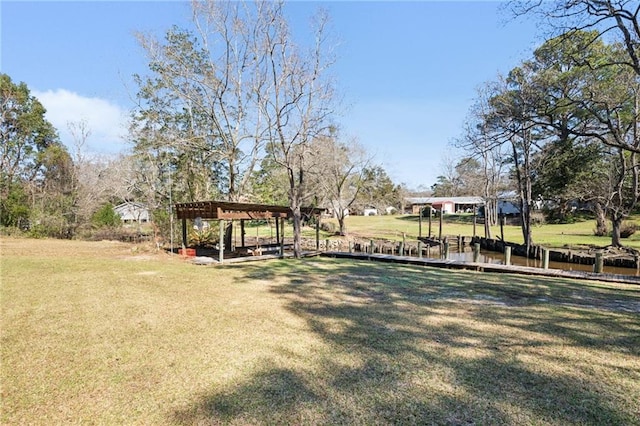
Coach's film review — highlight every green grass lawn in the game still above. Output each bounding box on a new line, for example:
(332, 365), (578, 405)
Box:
(186, 213), (640, 251)
(2, 237), (639, 425)
(319, 214), (640, 250)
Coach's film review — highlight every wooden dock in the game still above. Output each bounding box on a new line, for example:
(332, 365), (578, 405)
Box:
(190, 250), (321, 265)
(320, 251), (640, 285)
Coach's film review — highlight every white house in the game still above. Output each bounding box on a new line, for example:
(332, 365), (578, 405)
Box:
(405, 197), (484, 215)
(363, 207), (378, 216)
(114, 202), (150, 224)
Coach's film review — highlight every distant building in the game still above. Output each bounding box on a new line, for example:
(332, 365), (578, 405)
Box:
(404, 196), (484, 215)
(363, 207), (378, 216)
(114, 202), (150, 224)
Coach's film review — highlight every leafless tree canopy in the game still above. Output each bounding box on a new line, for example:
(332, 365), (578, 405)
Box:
(130, 1), (338, 256)
(507, 1), (640, 75)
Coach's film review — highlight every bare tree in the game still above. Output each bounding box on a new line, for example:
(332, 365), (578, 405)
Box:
(133, 0), (272, 202)
(457, 84), (511, 238)
(486, 71), (541, 252)
(260, 4), (337, 257)
(67, 120), (94, 229)
(131, 1), (337, 256)
(312, 134), (370, 236)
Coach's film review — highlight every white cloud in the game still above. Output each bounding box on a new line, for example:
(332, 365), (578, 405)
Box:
(33, 89), (129, 155)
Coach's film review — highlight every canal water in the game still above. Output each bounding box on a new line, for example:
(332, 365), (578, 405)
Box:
(444, 246), (640, 277)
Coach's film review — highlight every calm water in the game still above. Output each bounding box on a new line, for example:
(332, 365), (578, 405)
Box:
(444, 246), (640, 277)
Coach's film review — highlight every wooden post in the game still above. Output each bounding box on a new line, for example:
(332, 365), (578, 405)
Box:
(443, 240), (449, 259)
(315, 217), (320, 251)
(275, 217), (280, 245)
(458, 235), (462, 251)
(402, 232), (406, 256)
(418, 241), (423, 258)
(473, 243), (480, 263)
(594, 250), (604, 273)
(428, 207), (432, 237)
(542, 248), (549, 269)
(418, 207), (423, 238)
(439, 209), (443, 241)
(349, 241), (353, 253)
(499, 210), (505, 241)
(181, 218), (187, 249)
(240, 219), (245, 247)
(370, 240), (375, 254)
(504, 245), (512, 266)
(219, 219), (225, 264)
(325, 239), (330, 252)
(225, 221), (233, 252)
(280, 218), (285, 257)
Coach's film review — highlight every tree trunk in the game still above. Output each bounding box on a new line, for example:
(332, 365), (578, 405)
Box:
(292, 205), (302, 258)
(484, 198), (495, 239)
(593, 202), (608, 236)
(337, 215), (347, 236)
(611, 213), (624, 247)
(512, 137), (533, 254)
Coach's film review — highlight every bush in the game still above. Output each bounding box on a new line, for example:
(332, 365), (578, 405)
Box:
(0, 226), (26, 237)
(320, 222), (337, 234)
(542, 207), (574, 224)
(92, 203), (121, 228)
(620, 221), (637, 238)
(87, 227), (129, 242)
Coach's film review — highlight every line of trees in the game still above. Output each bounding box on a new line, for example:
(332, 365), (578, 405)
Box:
(0, 74), (143, 239)
(440, 0), (639, 250)
(1, 1), (404, 252)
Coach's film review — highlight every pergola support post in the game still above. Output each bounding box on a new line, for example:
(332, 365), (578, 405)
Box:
(279, 218), (285, 257)
(181, 218), (187, 249)
(219, 219), (225, 263)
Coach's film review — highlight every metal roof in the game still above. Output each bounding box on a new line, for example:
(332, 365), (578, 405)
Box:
(405, 196), (485, 205)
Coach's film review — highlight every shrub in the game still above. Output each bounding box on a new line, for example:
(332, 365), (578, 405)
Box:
(542, 207), (574, 224)
(0, 226), (25, 237)
(92, 203), (121, 228)
(320, 222), (337, 234)
(620, 221), (637, 238)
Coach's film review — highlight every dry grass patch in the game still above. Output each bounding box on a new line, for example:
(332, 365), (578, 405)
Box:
(1, 237), (639, 425)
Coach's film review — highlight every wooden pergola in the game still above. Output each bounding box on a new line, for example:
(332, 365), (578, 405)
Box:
(175, 201), (323, 262)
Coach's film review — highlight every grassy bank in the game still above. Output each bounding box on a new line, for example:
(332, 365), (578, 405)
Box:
(2, 237), (639, 424)
(320, 214), (640, 250)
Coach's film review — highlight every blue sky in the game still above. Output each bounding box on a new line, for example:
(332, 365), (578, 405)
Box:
(1, 1), (541, 189)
